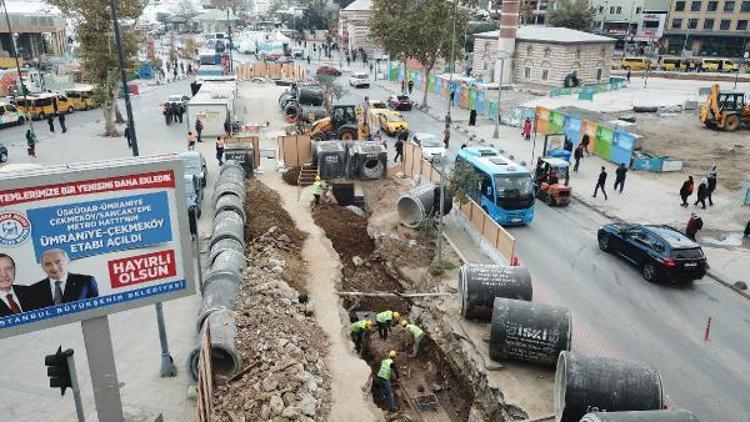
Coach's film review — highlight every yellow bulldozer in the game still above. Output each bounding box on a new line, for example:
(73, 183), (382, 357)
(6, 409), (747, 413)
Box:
(308, 104), (371, 141)
(699, 84), (750, 131)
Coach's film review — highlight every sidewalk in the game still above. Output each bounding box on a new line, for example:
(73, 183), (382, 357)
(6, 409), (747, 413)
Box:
(377, 77), (750, 289)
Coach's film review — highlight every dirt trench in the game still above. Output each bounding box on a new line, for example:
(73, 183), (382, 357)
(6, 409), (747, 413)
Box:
(311, 203), (476, 421)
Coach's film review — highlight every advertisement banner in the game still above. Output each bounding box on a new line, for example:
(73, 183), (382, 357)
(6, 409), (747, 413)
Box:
(595, 126), (614, 159)
(535, 106), (550, 134)
(563, 115), (583, 146)
(549, 111), (565, 133)
(611, 130), (636, 165)
(582, 120), (598, 153)
(0, 157), (195, 339)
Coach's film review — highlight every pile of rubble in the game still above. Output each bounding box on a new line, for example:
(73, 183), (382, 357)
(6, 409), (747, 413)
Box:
(211, 227), (330, 421)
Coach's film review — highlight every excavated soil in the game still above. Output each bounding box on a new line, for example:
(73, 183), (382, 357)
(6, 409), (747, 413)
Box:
(245, 179), (308, 292)
(282, 167), (301, 186)
(312, 201), (475, 421)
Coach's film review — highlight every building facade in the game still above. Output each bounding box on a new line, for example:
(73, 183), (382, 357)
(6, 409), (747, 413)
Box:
(339, 0), (380, 57)
(663, 0), (750, 57)
(473, 27), (616, 87)
(0, 13), (67, 59)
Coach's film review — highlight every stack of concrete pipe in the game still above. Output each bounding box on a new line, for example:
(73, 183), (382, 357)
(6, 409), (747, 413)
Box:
(188, 160), (247, 382)
(580, 410), (700, 422)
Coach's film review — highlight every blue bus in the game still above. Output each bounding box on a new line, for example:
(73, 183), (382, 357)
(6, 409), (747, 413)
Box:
(456, 146), (535, 225)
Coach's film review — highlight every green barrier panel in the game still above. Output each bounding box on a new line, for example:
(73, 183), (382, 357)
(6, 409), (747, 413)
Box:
(549, 111), (565, 133)
(595, 125), (614, 159)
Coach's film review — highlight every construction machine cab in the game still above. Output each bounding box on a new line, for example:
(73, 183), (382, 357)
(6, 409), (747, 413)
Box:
(534, 157), (572, 206)
(700, 83), (749, 131)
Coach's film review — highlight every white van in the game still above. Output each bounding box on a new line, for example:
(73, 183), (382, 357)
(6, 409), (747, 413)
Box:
(0, 102), (25, 127)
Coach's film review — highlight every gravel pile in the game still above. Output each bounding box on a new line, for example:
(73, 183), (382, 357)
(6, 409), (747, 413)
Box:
(211, 227), (330, 421)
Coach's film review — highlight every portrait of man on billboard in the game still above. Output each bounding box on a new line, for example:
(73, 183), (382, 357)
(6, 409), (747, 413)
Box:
(0, 253), (45, 316)
(30, 249), (99, 307)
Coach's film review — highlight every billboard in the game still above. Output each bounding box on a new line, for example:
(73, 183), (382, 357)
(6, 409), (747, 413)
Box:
(0, 156), (195, 339)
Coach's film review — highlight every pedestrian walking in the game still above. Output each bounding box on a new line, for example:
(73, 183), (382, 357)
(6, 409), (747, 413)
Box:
(346, 55), (351, 66)
(375, 351), (399, 412)
(124, 125), (131, 147)
(522, 117), (532, 141)
(306, 55), (311, 64)
(224, 119), (232, 136)
(163, 103), (172, 125)
(187, 131), (196, 150)
(394, 137), (404, 163)
(593, 166), (608, 200)
(706, 165), (717, 206)
(401, 79), (406, 94)
(180, 62), (184, 74)
(26, 129), (36, 157)
(469, 109), (477, 126)
(626, 69), (631, 83)
(400, 320), (426, 357)
(581, 133), (591, 155)
(350, 319), (372, 355)
(177, 103), (185, 123)
(311, 176), (326, 206)
(369, 63), (374, 76)
(215, 136), (225, 165)
(187, 63), (192, 75)
(694, 179), (708, 209)
(57, 111), (67, 133)
(375, 310), (400, 340)
(408, 79), (414, 94)
(679, 176), (694, 207)
(449, 89), (456, 104)
(443, 126), (450, 149)
(46, 113), (55, 132)
(173, 67), (177, 80)
(685, 213), (703, 241)
(195, 118), (203, 142)
(573, 144), (584, 172)
(613, 163), (628, 193)
(745, 219), (750, 238)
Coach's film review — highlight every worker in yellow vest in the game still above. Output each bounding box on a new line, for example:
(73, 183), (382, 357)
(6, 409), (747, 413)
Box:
(376, 350), (399, 412)
(375, 310), (400, 340)
(311, 176), (326, 206)
(401, 320), (426, 357)
(350, 319), (373, 354)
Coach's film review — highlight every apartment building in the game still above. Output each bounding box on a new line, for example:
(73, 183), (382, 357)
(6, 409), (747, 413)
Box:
(663, 0), (750, 57)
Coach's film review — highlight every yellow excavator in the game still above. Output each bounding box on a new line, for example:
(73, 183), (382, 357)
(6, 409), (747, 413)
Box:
(308, 104), (371, 141)
(699, 84), (749, 131)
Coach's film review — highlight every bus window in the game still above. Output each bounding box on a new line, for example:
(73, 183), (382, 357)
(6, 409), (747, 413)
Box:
(495, 174), (534, 197)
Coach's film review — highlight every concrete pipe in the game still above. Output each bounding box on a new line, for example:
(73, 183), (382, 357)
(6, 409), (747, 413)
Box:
(555, 352), (664, 422)
(212, 181), (247, 208)
(397, 183), (437, 228)
(210, 248), (247, 273)
(208, 237), (245, 265)
(219, 162), (246, 180)
(210, 215), (244, 248)
(580, 410), (699, 422)
(202, 267), (244, 293)
(215, 193), (245, 223)
(489, 297), (571, 366)
(187, 310), (242, 382)
(459, 264), (532, 320)
(196, 276), (241, 331)
(432, 186), (453, 217)
(212, 208), (245, 231)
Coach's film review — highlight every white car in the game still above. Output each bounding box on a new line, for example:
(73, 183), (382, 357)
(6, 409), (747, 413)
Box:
(411, 133), (446, 160)
(349, 72), (370, 88)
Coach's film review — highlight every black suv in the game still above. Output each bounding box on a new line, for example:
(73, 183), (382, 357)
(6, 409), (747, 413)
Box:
(597, 223), (708, 283)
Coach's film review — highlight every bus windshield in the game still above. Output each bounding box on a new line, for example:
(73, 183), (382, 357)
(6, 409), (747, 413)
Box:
(494, 173), (533, 197)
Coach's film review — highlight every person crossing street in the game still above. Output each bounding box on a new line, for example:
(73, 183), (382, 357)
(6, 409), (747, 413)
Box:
(57, 112), (67, 133)
(706, 165), (717, 206)
(593, 166), (608, 200)
(613, 163), (628, 193)
(375, 310), (400, 340)
(375, 351), (399, 412)
(400, 320), (426, 357)
(195, 118), (203, 142)
(350, 319), (372, 354)
(187, 131), (196, 150)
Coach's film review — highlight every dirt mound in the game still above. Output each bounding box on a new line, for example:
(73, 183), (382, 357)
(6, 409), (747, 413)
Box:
(245, 179), (306, 246)
(312, 204), (375, 261)
(282, 167), (301, 186)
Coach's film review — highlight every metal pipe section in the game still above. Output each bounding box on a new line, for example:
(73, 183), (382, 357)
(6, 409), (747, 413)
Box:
(459, 264), (532, 320)
(555, 352), (664, 422)
(397, 183), (437, 228)
(580, 410), (699, 422)
(489, 297), (570, 366)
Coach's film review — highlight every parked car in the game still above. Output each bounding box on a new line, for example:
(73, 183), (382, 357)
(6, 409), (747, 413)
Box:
(277, 55), (294, 64)
(291, 48), (305, 58)
(0, 143), (7, 162)
(411, 133), (445, 160)
(184, 174), (202, 218)
(597, 223), (708, 283)
(168, 95), (191, 105)
(0, 102), (25, 127)
(377, 110), (410, 136)
(700, 58), (738, 73)
(349, 72), (370, 88)
(316, 65), (342, 77)
(620, 56), (652, 70)
(179, 151), (208, 188)
(387, 94), (414, 111)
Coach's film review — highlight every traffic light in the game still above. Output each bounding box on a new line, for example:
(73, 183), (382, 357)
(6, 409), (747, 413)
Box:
(45, 346), (73, 396)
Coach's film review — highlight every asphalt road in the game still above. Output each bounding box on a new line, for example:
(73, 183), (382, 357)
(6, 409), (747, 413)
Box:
(308, 60), (749, 421)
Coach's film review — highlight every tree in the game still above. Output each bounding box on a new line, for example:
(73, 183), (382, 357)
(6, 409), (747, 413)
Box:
(520, 0), (534, 24)
(546, 0), (595, 31)
(447, 159), (481, 204)
(333, 0), (355, 8)
(211, 0), (250, 15)
(49, 0), (143, 137)
(370, 0), (474, 109)
(315, 74), (347, 110)
(460, 22), (498, 53)
(173, 0), (198, 20)
(155, 12), (169, 24)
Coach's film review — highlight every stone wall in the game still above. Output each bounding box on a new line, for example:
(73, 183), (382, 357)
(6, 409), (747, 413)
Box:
(514, 41), (614, 87)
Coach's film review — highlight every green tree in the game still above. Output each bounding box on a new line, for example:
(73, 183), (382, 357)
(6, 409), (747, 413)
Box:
(333, 0), (355, 8)
(370, 0), (475, 109)
(460, 22), (498, 53)
(211, 0), (251, 15)
(520, 0), (534, 24)
(49, 0), (143, 137)
(547, 0), (595, 31)
(447, 159), (481, 204)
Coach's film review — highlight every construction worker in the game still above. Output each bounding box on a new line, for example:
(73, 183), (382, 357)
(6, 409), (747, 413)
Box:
(401, 320), (425, 357)
(350, 319), (373, 354)
(311, 176), (326, 206)
(375, 310), (400, 340)
(376, 351), (399, 412)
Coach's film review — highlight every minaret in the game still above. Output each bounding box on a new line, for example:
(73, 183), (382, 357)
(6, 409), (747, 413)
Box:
(495, 0), (519, 84)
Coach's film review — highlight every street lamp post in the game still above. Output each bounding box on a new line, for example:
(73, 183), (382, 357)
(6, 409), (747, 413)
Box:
(109, 0), (177, 378)
(1, 0), (35, 137)
(492, 51), (509, 139)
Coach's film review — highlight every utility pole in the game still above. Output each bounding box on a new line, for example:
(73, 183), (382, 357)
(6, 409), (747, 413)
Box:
(434, 157), (446, 266)
(492, 52), (508, 139)
(446, 0), (458, 123)
(1, 0), (35, 137)
(227, 8), (233, 74)
(600, 0), (609, 33)
(108, 0), (177, 378)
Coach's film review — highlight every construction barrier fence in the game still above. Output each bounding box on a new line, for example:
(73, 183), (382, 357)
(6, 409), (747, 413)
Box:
(277, 135), (312, 167)
(234, 62), (309, 81)
(401, 142), (516, 262)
